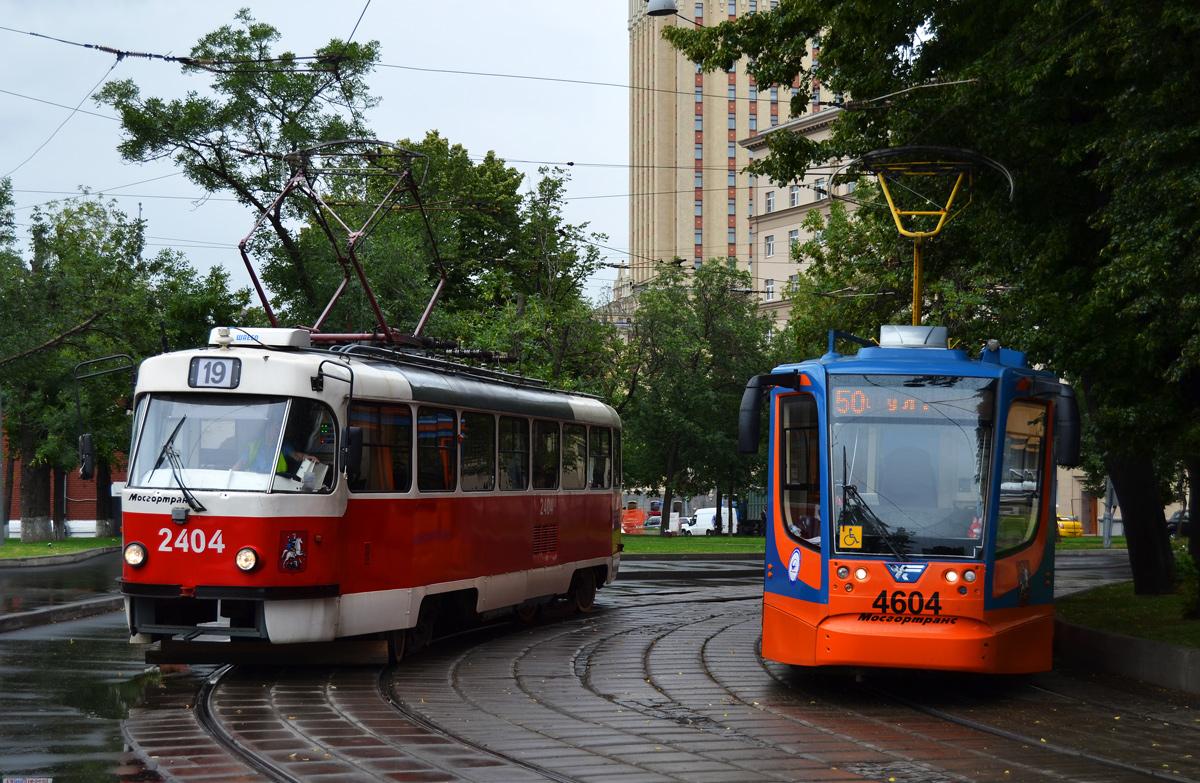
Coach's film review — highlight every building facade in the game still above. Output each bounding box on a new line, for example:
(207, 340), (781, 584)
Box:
(625, 0), (822, 302)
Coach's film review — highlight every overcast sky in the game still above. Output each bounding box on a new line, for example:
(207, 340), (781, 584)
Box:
(1, 1), (631, 304)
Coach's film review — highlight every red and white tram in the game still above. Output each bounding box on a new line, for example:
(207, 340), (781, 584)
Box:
(118, 325), (621, 657)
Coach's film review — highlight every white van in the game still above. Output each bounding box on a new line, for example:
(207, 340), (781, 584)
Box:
(686, 507), (737, 536)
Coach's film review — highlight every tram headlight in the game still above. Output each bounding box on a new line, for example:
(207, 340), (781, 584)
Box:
(836, 566), (850, 579)
(123, 542), (147, 567)
(944, 570), (959, 583)
(235, 547), (259, 572)
(963, 570), (977, 583)
(854, 567), (869, 581)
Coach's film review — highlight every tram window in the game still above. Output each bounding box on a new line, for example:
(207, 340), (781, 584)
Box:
(461, 411), (496, 491)
(417, 407), (457, 492)
(779, 394), (821, 549)
(614, 429), (622, 489)
(276, 399), (338, 492)
(589, 427), (612, 489)
(349, 403), (412, 492)
(996, 400), (1048, 554)
(562, 423), (588, 490)
(532, 420), (560, 489)
(499, 416), (529, 490)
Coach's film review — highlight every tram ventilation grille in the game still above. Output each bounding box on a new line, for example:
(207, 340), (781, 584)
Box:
(533, 524), (559, 554)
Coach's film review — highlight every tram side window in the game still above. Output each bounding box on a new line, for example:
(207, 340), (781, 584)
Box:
(461, 411), (496, 491)
(349, 403), (412, 492)
(532, 420), (560, 489)
(417, 407), (457, 492)
(562, 423), (588, 490)
(589, 427), (612, 488)
(499, 416), (530, 490)
(996, 399), (1048, 553)
(613, 429), (622, 489)
(779, 394), (821, 549)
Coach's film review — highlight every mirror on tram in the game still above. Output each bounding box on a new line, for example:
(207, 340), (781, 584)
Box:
(78, 433), (95, 480)
(341, 426), (363, 476)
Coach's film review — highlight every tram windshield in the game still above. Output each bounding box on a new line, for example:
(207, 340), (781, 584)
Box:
(128, 394), (337, 493)
(830, 375), (995, 560)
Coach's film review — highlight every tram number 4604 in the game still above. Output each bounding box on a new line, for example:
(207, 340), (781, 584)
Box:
(872, 589), (942, 616)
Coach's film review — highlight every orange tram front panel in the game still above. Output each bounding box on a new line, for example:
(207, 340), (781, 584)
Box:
(751, 325), (1078, 675)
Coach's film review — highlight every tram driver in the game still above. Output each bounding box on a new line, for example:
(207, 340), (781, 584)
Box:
(233, 418), (317, 473)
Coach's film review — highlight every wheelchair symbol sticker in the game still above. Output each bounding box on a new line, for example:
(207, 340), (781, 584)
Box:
(788, 548), (801, 582)
(839, 525), (863, 548)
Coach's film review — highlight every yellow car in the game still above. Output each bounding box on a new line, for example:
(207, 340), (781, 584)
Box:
(1056, 514), (1083, 537)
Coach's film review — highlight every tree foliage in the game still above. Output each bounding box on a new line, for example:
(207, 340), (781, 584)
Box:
(666, 0), (1200, 593)
(618, 262), (772, 531)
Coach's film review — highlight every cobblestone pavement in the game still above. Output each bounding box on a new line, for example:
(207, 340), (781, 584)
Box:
(123, 574), (1199, 783)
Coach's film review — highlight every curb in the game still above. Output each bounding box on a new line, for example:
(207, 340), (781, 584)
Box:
(1054, 616), (1200, 695)
(0, 595), (124, 634)
(0, 546), (121, 568)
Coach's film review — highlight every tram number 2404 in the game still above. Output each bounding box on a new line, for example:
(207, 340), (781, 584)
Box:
(158, 527), (226, 554)
(872, 589), (942, 616)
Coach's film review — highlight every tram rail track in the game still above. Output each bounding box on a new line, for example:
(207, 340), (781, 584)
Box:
(164, 582), (1195, 783)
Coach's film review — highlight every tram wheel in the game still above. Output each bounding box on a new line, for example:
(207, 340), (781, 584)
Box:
(514, 602), (539, 622)
(386, 629), (406, 664)
(406, 596), (437, 652)
(569, 568), (597, 613)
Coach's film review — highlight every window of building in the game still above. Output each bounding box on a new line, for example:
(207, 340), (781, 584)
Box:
(749, 0), (757, 10)
(728, 198), (736, 214)
(349, 402), (412, 492)
(695, 2), (704, 16)
(531, 420), (559, 489)
(694, 258), (703, 268)
(695, 85), (703, 102)
(749, 116), (757, 131)
(728, 84), (737, 99)
(460, 411), (496, 491)
(695, 229), (703, 245)
(695, 199), (703, 216)
(695, 116), (703, 131)
(812, 86), (821, 106)
(765, 191), (775, 213)
(728, 228), (737, 244)
(562, 423), (588, 490)
(727, 170), (736, 186)
(815, 177), (827, 199)
(770, 86), (778, 103)
(417, 406), (456, 491)
(728, 112), (736, 129)
(765, 235), (775, 256)
(789, 273), (798, 286)
(498, 416), (528, 490)
(765, 279), (775, 301)
(749, 84), (757, 101)
(695, 143), (703, 159)
(789, 185), (800, 207)
(728, 142), (736, 158)
(788, 229), (799, 249)
(695, 171), (703, 188)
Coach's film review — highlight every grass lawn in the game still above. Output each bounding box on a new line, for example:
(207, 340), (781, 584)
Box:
(0, 537), (121, 559)
(1056, 535), (1126, 550)
(1056, 581), (1200, 649)
(621, 534), (765, 555)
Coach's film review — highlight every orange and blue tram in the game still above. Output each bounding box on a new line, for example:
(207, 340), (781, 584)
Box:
(740, 325), (1080, 673)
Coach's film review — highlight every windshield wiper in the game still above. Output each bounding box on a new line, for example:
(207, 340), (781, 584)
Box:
(153, 416), (187, 471)
(842, 484), (907, 560)
(154, 416), (205, 512)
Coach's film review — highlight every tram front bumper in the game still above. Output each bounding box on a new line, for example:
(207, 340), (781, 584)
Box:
(763, 602), (1054, 673)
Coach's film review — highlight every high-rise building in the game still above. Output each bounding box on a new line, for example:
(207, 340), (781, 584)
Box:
(623, 0), (824, 314)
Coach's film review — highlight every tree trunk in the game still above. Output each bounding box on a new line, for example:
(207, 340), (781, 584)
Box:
(2, 449), (13, 546)
(94, 456), (117, 538)
(1188, 457), (1199, 620)
(52, 465), (68, 540)
(1106, 453), (1176, 594)
(660, 433), (681, 537)
(714, 488), (723, 534)
(19, 419), (53, 543)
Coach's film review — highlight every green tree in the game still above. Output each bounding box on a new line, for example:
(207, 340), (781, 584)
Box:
(0, 192), (250, 541)
(619, 262), (772, 534)
(95, 9), (380, 318)
(666, 0), (1200, 595)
